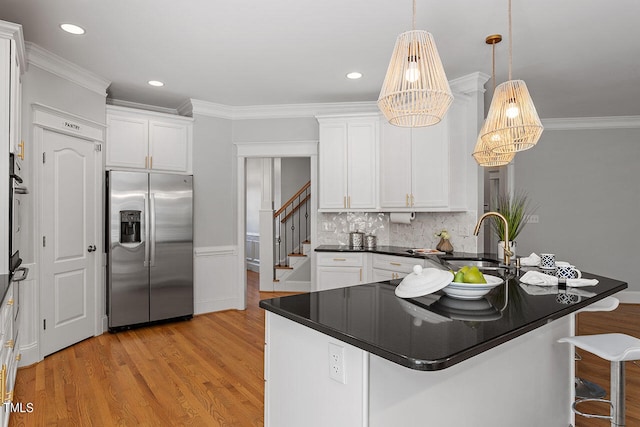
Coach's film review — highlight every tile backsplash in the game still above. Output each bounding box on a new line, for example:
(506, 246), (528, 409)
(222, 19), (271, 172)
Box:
(317, 211), (480, 253)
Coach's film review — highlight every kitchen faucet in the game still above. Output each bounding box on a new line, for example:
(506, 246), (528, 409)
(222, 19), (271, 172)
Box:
(474, 212), (513, 266)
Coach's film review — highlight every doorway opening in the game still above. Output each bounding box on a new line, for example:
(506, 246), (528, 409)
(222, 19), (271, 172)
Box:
(235, 141), (318, 308)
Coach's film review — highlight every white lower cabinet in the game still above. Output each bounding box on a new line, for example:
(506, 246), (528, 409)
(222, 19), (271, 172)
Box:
(316, 252), (368, 291)
(0, 281), (20, 426)
(371, 254), (425, 281)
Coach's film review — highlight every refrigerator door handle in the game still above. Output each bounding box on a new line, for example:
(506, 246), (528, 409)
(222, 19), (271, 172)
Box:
(150, 193), (156, 267)
(144, 194), (150, 267)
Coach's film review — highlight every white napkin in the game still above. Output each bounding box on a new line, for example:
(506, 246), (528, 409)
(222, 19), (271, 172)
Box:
(519, 253), (541, 266)
(519, 271), (599, 287)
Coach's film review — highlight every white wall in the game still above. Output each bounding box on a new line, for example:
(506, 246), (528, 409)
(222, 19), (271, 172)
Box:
(191, 113), (242, 313)
(232, 117), (318, 143)
(21, 65), (106, 264)
(514, 125), (640, 299)
(281, 157), (310, 202)
(246, 157), (262, 235)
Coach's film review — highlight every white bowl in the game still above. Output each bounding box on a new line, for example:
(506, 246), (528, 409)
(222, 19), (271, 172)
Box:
(441, 274), (504, 300)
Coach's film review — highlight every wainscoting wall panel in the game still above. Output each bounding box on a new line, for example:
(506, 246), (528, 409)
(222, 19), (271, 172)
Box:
(194, 246), (242, 314)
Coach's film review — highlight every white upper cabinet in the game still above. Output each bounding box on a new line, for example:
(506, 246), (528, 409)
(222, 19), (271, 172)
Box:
(106, 106), (193, 173)
(380, 97), (467, 211)
(318, 114), (378, 211)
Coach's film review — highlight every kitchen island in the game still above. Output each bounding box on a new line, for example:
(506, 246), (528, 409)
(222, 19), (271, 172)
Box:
(260, 263), (626, 426)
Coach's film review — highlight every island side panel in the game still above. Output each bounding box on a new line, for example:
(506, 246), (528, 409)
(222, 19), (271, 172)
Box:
(265, 312), (369, 427)
(369, 316), (574, 427)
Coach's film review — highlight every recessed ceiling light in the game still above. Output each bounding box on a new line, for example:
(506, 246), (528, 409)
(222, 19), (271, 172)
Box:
(60, 23), (85, 35)
(346, 72), (363, 80)
(148, 80), (164, 87)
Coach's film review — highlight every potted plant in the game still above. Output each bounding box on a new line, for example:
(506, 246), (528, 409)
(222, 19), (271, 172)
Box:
(491, 190), (536, 259)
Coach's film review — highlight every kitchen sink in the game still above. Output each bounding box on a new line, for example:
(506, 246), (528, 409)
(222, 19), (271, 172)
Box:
(442, 258), (505, 271)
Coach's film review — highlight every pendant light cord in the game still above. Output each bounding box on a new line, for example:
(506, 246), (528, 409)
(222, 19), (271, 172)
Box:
(412, 0), (416, 31)
(492, 40), (496, 91)
(508, 0), (513, 80)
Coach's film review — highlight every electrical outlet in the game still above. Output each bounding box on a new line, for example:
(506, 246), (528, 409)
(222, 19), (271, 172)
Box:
(328, 343), (346, 384)
(526, 215), (539, 224)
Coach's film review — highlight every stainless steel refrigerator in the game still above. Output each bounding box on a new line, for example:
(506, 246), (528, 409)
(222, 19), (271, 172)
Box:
(106, 171), (193, 329)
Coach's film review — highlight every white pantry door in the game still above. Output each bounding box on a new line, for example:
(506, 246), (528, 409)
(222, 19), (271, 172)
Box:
(40, 129), (97, 357)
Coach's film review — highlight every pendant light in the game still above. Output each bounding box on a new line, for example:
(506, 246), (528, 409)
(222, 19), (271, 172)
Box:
(377, 0), (453, 127)
(473, 34), (515, 167)
(480, 0), (543, 153)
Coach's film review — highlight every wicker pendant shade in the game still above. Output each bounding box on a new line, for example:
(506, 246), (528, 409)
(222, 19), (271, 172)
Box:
(480, 0), (543, 153)
(472, 134), (515, 167)
(480, 80), (543, 153)
(473, 34), (515, 167)
(377, 1), (453, 127)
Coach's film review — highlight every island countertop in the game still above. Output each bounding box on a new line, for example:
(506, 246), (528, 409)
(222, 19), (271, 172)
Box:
(259, 269), (627, 371)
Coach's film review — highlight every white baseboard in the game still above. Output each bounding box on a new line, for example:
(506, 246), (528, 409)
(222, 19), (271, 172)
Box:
(101, 315), (108, 333)
(195, 297), (244, 314)
(618, 290), (640, 304)
(246, 261), (260, 273)
(274, 280), (311, 293)
(18, 342), (39, 368)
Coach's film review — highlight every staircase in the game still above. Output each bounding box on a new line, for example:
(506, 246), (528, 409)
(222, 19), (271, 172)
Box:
(273, 181), (311, 291)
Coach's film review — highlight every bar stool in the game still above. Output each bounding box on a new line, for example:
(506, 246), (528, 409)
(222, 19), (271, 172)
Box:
(574, 297), (620, 399)
(558, 333), (640, 426)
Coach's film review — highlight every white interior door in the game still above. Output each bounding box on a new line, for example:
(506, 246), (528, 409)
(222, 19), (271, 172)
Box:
(40, 128), (97, 357)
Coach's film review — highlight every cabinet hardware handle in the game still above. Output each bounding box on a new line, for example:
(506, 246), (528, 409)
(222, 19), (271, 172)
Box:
(18, 141), (25, 161)
(145, 156), (148, 169)
(6, 299), (13, 306)
(406, 194), (409, 207)
(87, 245), (97, 253)
(5, 340), (13, 349)
(348, 196), (351, 208)
(411, 194), (415, 206)
(1, 364), (5, 404)
(15, 354), (21, 362)
(150, 156), (153, 169)
(343, 196), (346, 209)
(390, 262), (402, 266)
(359, 268), (362, 282)
(333, 258), (347, 261)
(5, 390), (13, 402)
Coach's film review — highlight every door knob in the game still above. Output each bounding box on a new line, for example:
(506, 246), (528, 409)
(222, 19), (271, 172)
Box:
(87, 245), (97, 253)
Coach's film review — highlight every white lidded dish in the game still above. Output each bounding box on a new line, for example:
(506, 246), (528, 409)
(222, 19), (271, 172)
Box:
(394, 265), (454, 299)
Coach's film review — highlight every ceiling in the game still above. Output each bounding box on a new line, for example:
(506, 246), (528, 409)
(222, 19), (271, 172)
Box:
(1, 0), (639, 118)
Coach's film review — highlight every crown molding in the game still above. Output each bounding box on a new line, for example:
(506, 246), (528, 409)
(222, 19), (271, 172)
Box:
(26, 42), (110, 97)
(182, 99), (234, 119)
(184, 98), (379, 120)
(108, 98), (180, 115)
(0, 20), (26, 71)
(449, 72), (491, 94)
(542, 116), (640, 130)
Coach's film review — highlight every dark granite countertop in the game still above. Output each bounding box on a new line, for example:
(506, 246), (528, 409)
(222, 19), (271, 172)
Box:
(260, 267), (627, 371)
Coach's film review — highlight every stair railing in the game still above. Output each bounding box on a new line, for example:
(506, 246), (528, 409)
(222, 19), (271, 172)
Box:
(273, 180), (311, 280)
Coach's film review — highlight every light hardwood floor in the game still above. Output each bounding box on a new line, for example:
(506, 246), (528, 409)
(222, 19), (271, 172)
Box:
(8, 274), (639, 426)
(9, 271), (296, 427)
